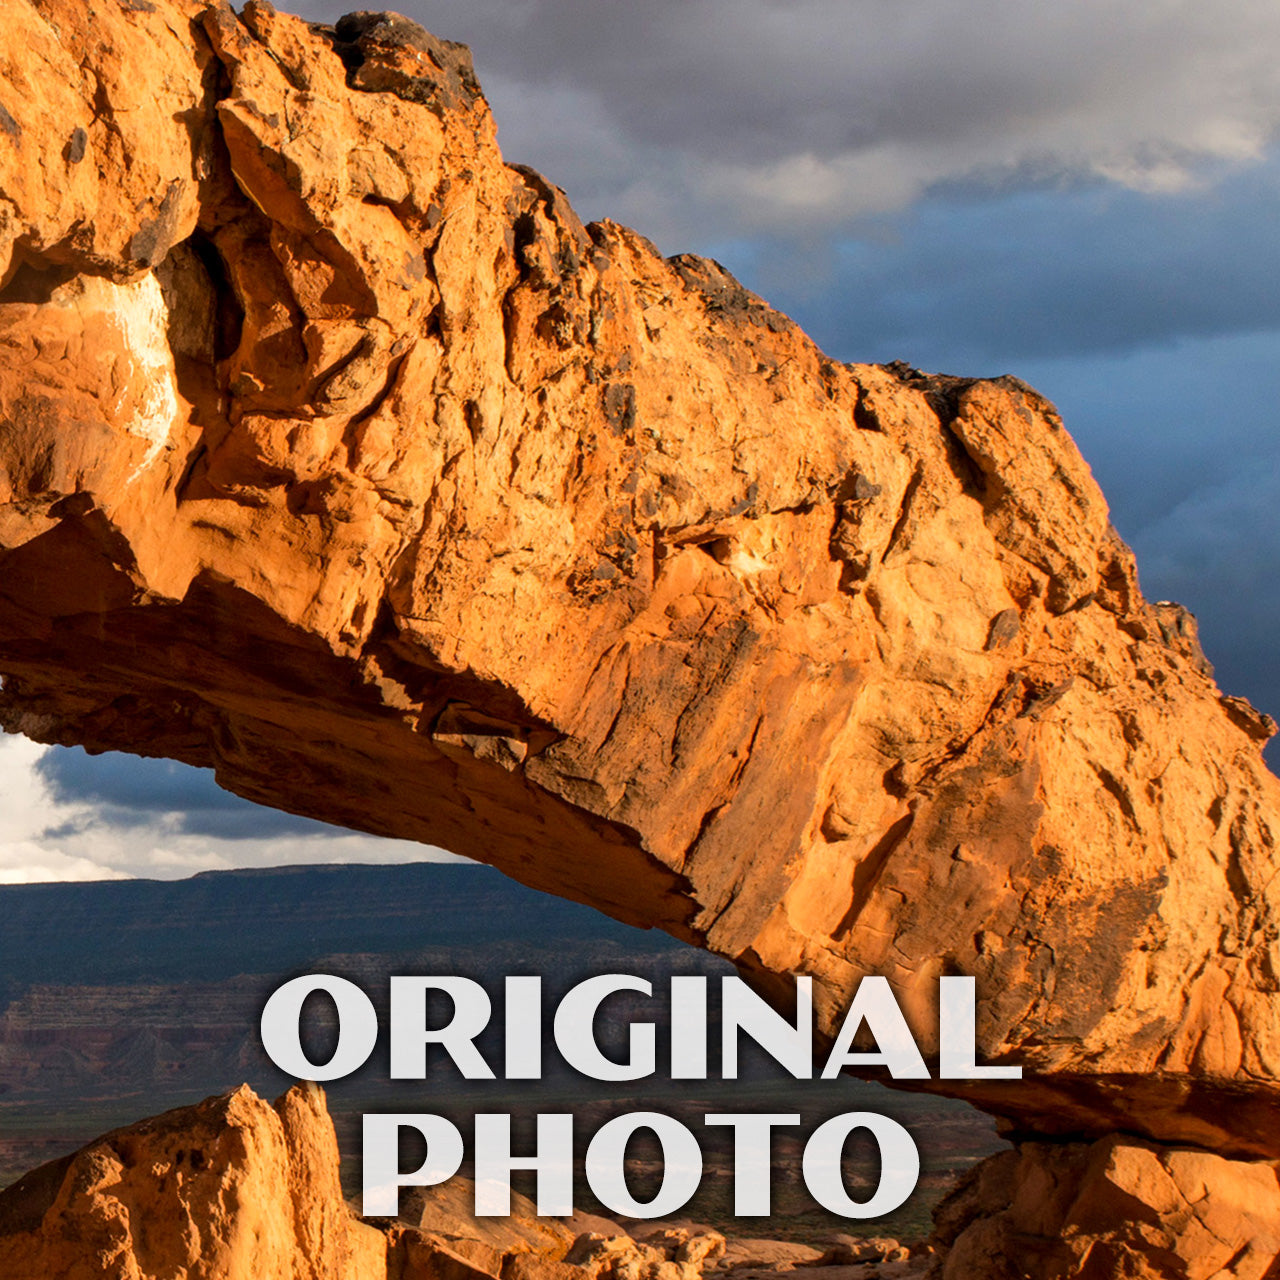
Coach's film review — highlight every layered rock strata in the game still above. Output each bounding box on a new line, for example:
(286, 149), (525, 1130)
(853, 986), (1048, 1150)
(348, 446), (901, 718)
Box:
(0, 0), (1278, 1269)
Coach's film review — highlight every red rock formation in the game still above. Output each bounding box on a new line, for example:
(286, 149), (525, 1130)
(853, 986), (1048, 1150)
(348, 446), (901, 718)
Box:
(0, 0), (1278, 1270)
(0, 1083), (386, 1278)
(934, 1136), (1280, 1280)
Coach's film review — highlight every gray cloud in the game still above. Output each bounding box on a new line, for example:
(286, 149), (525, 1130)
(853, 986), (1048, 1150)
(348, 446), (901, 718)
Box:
(0, 741), (463, 882)
(316, 0), (1280, 245)
(34, 748), (334, 840)
(1130, 456), (1280, 769)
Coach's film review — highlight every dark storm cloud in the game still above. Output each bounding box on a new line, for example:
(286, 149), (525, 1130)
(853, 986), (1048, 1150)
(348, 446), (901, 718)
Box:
(739, 150), (1280, 368)
(1011, 337), (1280, 740)
(1132, 463), (1280, 721)
(34, 748), (337, 840)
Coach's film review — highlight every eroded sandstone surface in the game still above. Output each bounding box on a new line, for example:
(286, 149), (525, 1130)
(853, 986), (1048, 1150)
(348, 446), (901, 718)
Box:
(1, 0), (1279, 1270)
(934, 1135), (1280, 1280)
(0, 1083), (387, 1279)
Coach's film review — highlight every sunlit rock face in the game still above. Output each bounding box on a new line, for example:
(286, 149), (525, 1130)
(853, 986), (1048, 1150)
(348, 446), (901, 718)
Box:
(0, 1084), (387, 1279)
(1, 1), (1279, 1270)
(933, 1136), (1280, 1280)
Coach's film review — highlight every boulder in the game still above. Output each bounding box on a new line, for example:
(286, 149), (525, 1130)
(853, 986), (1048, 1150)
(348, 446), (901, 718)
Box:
(398, 1177), (578, 1259)
(933, 1136), (1280, 1279)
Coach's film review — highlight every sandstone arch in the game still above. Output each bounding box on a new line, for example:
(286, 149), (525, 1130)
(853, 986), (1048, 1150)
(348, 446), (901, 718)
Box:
(1, 2), (1278, 1270)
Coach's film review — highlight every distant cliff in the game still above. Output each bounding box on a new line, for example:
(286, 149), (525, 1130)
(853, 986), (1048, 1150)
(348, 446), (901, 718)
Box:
(0, 0), (1278, 1272)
